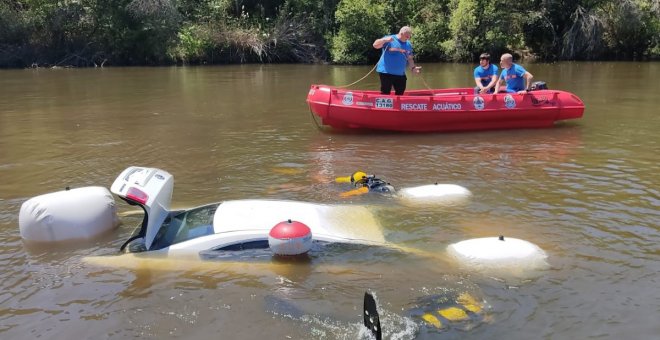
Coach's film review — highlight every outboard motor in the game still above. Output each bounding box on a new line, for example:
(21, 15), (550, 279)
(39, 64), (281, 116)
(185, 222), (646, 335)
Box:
(530, 81), (548, 91)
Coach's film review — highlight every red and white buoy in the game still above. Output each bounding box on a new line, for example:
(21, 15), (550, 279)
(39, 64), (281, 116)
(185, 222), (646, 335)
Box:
(268, 219), (313, 256)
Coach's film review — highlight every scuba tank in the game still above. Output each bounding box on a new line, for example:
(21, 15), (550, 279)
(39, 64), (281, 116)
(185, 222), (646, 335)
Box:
(354, 174), (396, 194)
(337, 171), (395, 197)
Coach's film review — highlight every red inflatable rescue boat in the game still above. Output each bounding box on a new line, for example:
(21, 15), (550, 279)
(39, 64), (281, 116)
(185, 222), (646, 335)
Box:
(306, 85), (584, 132)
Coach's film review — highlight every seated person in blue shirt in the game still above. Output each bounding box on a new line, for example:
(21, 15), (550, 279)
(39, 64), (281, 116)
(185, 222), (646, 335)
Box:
(373, 26), (421, 95)
(473, 53), (498, 94)
(494, 53), (533, 94)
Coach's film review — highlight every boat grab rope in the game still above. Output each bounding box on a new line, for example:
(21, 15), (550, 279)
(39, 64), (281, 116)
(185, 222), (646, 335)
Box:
(309, 107), (325, 131)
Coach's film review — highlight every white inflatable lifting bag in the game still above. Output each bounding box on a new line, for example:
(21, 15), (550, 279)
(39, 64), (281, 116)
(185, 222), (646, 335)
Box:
(447, 237), (549, 272)
(19, 186), (119, 242)
(398, 184), (472, 206)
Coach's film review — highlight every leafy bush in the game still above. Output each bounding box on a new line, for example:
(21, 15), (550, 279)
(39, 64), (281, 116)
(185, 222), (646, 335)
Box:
(408, 1), (449, 61)
(2, 0), (660, 67)
(442, 0), (478, 61)
(170, 24), (213, 63)
(601, 0), (654, 59)
(331, 0), (387, 64)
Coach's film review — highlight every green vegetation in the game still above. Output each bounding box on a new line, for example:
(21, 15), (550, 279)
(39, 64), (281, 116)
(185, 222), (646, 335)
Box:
(1, 0), (658, 68)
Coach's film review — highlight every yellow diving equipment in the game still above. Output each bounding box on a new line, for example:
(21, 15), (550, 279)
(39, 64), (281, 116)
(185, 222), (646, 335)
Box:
(437, 307), (469, 321)
(350, 171), (368, 185)
(414, 291), (487, 332)
(339, 187), (369, 198)
(336, 171), (395, 197)
(421, 313), (443, 328)
(335, 171), (367, 184)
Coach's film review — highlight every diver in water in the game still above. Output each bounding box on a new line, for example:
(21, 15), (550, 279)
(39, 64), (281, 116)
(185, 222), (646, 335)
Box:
(363, 289), (487, 339)
(336, 171), (396, 197)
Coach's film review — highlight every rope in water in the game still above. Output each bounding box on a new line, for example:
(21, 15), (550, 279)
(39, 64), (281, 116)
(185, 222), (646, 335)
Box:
(335, 64), (378, 88)
(308, 107), (325, 131)
(417, 72), (433, 90)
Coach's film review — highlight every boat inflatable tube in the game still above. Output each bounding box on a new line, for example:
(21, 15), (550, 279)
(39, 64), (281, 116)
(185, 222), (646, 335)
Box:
(19, 186), (119, 242)
(447, 236), (548, 272)
(398, 184), (472, 206)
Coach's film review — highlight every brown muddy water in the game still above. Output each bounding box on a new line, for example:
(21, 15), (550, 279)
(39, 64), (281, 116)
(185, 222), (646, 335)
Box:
(0, 62), (659, 339)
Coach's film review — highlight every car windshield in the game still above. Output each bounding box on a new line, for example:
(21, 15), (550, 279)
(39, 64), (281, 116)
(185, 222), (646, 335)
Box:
(150, 203), (219, 250)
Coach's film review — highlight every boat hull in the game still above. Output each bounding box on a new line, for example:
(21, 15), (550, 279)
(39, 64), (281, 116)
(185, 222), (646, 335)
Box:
(306, 85), (584, 132)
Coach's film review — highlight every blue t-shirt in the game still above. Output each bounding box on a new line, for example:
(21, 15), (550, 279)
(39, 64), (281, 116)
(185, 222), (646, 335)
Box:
(473, 64), (498, 87)
(376, 35), (413, 76)
(499, 63), (527, 92)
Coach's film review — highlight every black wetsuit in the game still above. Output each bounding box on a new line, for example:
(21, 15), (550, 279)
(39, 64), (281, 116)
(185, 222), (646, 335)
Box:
(356, 175), (395, 194)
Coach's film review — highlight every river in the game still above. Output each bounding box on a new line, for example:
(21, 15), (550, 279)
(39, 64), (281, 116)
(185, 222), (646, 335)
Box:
(1, 62), (658, 339)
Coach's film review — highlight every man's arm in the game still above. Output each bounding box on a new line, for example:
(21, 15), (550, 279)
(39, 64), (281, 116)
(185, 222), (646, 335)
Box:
(484, 74), (498, 92)
(524, 72), (533, 90)
(475, 78), (484, 89)
(373, 36), (393, 49)
(494, 76), (502, 94)
(407, 55), (420, 73)
(518, 72), (534, 94)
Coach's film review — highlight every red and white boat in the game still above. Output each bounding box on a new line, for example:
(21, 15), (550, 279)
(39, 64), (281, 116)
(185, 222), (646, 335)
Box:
(306, 85), (584, 132)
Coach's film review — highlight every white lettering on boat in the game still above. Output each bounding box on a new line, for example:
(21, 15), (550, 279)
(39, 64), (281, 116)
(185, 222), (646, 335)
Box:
(375, 98), (394, 109)
(400, 103), (428, 111)
(432, 102), (462, 111)
(356, 101), (373, 107)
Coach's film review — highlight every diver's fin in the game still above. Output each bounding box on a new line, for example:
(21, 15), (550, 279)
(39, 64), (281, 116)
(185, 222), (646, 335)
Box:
(364, 291), (382, 340)
(340, 187), (369, 198)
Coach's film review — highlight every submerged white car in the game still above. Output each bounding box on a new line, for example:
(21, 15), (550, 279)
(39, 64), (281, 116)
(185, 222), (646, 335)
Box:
(20, 165), (544, 277)
(110, 166), (391, 256)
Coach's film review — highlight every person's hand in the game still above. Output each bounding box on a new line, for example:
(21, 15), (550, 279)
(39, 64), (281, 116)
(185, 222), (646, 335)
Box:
(517, 90), (527, 95)
(479, 87), (489, 94)
(412, 66), (421, 74)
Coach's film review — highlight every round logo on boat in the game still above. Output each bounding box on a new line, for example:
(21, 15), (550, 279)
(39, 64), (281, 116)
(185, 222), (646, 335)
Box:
(473, 96), (485, 110)
(342, 92), (353, 106)
(504, 94), (516, 109)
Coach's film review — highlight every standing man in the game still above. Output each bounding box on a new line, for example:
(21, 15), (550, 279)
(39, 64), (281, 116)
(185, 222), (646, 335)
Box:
(494, 53), (533, 94)
(473, 53), (498, 94)
(373, 26), (421, 95)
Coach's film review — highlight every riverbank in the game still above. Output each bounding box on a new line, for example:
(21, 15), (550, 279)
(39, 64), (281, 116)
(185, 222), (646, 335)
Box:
(1, 0), (659, 69)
